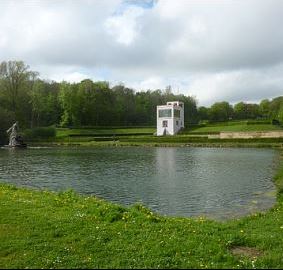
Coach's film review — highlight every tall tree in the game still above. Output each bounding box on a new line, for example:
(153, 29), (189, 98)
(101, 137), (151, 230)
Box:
(0, 61), (38, 126)
(209, 101), (233, 122)
(259, 99), (270, 119)
(198, 106), (209, 121)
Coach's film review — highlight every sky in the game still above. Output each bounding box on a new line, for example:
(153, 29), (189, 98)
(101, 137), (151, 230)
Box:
(0, 0), (283, 106)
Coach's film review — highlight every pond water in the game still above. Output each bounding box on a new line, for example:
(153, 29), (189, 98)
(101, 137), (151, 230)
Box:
(0, 147), (278, 220)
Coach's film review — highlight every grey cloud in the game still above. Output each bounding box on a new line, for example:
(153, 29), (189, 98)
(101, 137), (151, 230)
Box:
(1, 0), (283, 105)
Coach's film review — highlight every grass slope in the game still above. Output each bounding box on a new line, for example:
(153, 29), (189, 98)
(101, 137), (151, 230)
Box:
(1, 153), (283, 269)
(186, 124), (283, 134)
(32, 123), (282, 147)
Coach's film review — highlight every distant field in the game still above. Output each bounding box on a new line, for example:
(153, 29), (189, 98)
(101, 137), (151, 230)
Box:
(186, 124), (283, 134)
(56, 123), (282, 137)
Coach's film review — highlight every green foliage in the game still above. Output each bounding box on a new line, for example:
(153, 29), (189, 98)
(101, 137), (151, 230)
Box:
(234, 102), (260, 120)
(246, 120), (271, 125)
(24, 127), (56, 140)
(198, 106), (209, 121)
(1, 60), (283, 131)
(209, 101), (233, 122)
(0, 60), (39, 127)
(277, 104), (283, 124)
(259, 99), (271, 118)
(269, 96), (283, 119)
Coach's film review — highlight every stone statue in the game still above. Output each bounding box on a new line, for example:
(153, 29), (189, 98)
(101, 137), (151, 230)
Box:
(6, 122), (26, 147)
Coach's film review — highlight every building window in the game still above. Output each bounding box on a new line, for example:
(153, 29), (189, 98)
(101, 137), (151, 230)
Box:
(162, 120), (168, 127)
(174, 109), (180, 118)
(159, 109), (172, 118)
(176, 120), (179, 126)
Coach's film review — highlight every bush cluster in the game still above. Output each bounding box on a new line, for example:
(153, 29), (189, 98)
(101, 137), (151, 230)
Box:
(24, 127), (56, 140)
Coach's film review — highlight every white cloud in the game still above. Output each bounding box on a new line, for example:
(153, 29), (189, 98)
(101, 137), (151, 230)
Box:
(130, 76), (164, 91)
(51, 72), (89, 83)
(1, 0), (283, 106)
(105, 6), (144, 46)
(188, 65), (283, 106)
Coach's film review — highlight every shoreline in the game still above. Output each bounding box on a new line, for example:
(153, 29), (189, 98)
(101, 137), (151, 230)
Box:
(25, 139), (283, 149)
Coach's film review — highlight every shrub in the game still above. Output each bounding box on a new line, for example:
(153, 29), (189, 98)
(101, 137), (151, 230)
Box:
(24, 127), (56, 140)
(272, 119), (280, 125)
(246, 120), (271, 125)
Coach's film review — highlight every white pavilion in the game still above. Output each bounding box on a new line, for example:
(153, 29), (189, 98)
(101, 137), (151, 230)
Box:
(156, 101), (184, 136)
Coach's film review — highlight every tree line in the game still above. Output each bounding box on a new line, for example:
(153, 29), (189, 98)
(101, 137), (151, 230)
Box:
(198, 98), (283, 123)
(0, 61), (198, 133)
(0, 60), (283, 135)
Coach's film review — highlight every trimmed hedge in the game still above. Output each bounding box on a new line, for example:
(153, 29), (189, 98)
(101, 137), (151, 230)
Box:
(24, 127), (56, 140)
(68, 132), (153, 137)
(61, 125), (155, 130)
(246, 120), (271, 125)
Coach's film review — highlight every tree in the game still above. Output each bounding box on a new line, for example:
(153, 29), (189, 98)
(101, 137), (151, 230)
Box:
(0, 61), (38, 127)
(277, 104), (283, 124)
(209, 101), (233, 122)
(198, 106), (209, 121)
(245, 103), (260, 119)
(112, 85), (136, 125)
(234, 102), (246, 119)
(29, 80), (61, 127)
(233, 102), (260, 120)
(269, 96), (283, 120)
(58, 82), (80, 126)
(259, 99), (270, 119)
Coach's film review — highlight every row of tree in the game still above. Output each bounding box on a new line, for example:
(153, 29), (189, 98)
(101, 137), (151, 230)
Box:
(0, 60), (283, 133)
(0, 61), (199, 129)
(198, 98), (283, 123)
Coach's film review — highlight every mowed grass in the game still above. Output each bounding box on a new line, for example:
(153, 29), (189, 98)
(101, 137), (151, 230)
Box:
(187, 124), (283, 134)
(55, 123), (282, 140)
(1, 153), (283, 269)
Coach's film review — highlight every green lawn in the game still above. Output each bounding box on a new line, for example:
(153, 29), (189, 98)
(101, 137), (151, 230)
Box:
(187, 124), (283, 134)
(56, 123), (282, 139)
(1, 153), (283, 269)
(23, 123), (283, 148)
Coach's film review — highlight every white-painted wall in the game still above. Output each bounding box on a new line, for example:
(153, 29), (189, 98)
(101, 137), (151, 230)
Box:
(156, 101), (184, 136)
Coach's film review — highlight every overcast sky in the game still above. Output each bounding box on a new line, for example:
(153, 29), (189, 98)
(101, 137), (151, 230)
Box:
(0, 0), (283, 106)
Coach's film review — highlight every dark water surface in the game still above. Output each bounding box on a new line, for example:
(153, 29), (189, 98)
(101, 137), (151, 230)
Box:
(0, 146), (278, 220)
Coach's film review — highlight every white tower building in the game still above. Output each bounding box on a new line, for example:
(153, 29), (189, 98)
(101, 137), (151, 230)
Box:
(156, 101), (184, 136)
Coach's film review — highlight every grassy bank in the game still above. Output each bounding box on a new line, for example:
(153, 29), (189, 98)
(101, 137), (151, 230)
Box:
(188, 124), (282, 134)
(184, 122), (283, 134)
(31, 135), (283, 149)
(22, 122), (283, 149)
(1, 153), (283, 268)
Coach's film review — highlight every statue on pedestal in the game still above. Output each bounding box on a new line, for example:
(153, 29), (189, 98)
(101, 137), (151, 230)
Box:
(6, 122), (27, 148)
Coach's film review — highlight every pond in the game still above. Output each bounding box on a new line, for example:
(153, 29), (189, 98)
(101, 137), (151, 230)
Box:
(0, 146), (278, 220)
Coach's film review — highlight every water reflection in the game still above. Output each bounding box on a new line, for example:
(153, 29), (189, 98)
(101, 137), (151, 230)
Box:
(0, 146), (278, 220)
